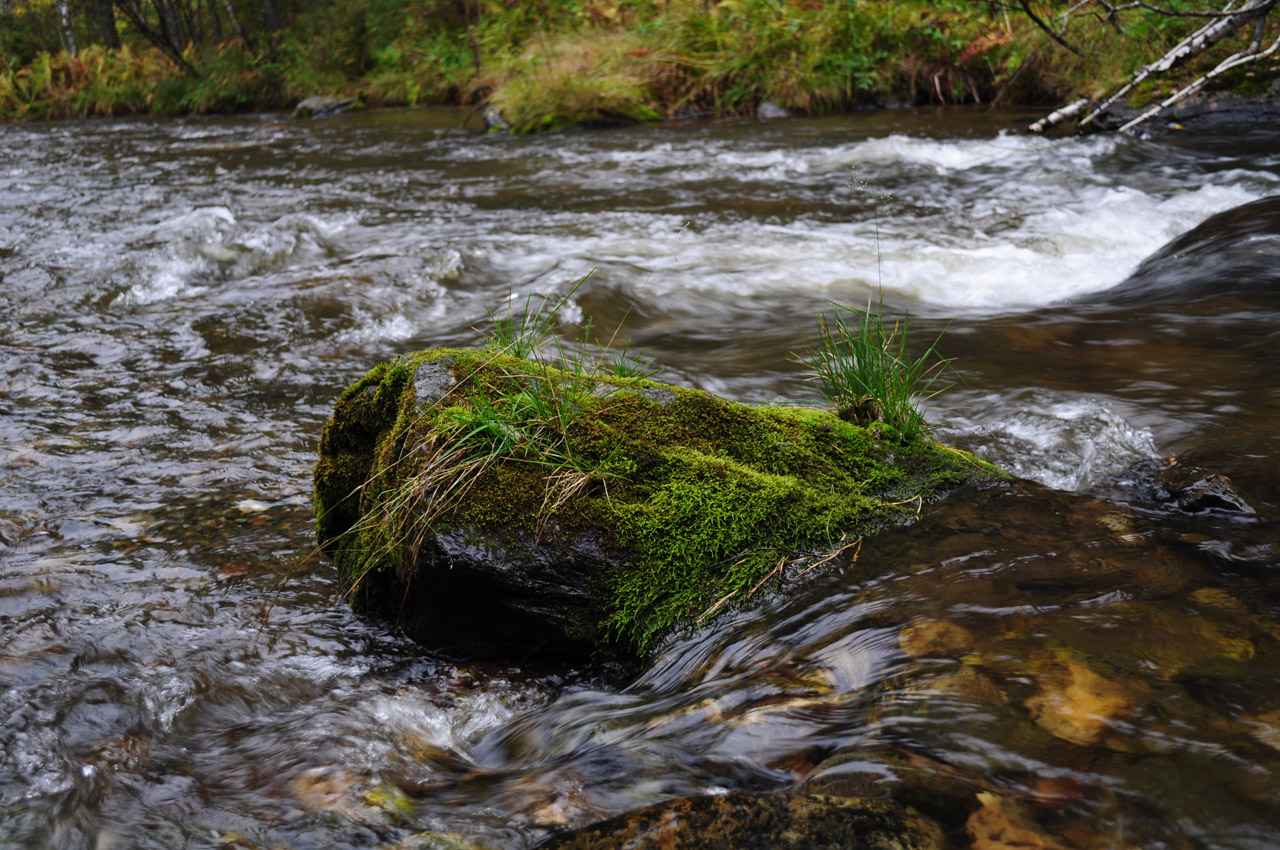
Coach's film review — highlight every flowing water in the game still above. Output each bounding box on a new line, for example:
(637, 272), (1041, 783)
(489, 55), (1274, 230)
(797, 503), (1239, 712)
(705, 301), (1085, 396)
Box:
(1, 106), (1279, 849)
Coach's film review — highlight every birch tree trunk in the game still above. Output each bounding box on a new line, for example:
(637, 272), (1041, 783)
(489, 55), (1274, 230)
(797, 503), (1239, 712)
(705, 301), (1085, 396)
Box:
(1080, 0), (1280, 129)
(205, 0), (223, 43)
(58, 0), (78, 57)
(219, 0), (252, 48)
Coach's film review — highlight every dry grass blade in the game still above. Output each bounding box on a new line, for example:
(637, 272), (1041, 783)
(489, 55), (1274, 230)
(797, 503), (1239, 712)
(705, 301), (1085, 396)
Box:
(696, 589), (740, 625)
(343, 431), (493, 599)
(747, 555), (790, 599)
(536, 467), (595, 543)
(796, 537), (863, 578)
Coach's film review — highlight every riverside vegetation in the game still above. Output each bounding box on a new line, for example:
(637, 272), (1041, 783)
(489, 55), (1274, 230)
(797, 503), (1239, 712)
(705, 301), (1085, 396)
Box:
(2, 1), (1277, 127)
(313, 292), (1002, 657)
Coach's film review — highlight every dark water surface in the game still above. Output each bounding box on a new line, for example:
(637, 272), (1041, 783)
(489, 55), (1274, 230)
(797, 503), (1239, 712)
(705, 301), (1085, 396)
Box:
(1, 106), (1279, 849)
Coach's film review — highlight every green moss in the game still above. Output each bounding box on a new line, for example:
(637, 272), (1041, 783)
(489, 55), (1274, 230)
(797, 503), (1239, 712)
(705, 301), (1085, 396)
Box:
(313, 358), (415, 548)
(314, 348), (1003, 656)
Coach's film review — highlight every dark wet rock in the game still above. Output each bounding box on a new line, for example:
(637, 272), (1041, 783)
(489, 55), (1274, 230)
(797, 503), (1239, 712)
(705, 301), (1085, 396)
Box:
(669, 104), (708, 121)
(1090, 456), (1254, 516)
(314, 348), (1003, 659)
(483, 106), (509, 132)
(292, 95), (356, 119)
(758, 100), (791, 119)
(1076, 195), (1280, 306)
(1165, 89), (1280, 127)
(1164, 470), (1254, 514)
(536, 792), (942, 850)
(1152, 458), (1254, 515)
(1085, 89), (1280, 132)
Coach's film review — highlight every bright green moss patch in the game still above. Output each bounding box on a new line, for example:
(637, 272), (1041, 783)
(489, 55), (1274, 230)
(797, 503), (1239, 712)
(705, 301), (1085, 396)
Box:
(314, 347), (1003, 656)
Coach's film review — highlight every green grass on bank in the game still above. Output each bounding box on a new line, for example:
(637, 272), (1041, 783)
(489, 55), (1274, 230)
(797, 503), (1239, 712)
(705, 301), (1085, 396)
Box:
(2, 0), (1276, 126)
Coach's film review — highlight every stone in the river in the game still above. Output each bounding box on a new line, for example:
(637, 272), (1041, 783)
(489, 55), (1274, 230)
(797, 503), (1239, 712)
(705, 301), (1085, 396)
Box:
(966, 792), (1072, 850)
(292, 95), (356, 119)
(921, 666), (1008, 705)
(1243, 708), (1280, 752)
(1050, 600), (1255, 678)
(1154, 459), (1254, 514)
(482, 106), (509, 132)
(314, 348), (1002, 658)
(289, 765), (413, 824)
(389, 832), (489, 850)
(1023, 659), (1145, 746)
(537, 792), (943, 849)
(758, 99), (791, 119)
(899, 618), (974, 659)
(1095, 456), (1255, 515)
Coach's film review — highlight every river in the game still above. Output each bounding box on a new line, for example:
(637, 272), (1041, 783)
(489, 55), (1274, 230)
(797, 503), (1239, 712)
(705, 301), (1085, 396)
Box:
(1, 106), (1278, 849)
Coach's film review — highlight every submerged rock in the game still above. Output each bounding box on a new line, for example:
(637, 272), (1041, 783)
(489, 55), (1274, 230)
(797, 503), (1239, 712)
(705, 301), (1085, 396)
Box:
(899, 618), (974, 659)
(313, 348), (1002, 658)
(966, 792), (1072, 850)
(1023, 659), (1146, 746)
(537, 792), (942, 850)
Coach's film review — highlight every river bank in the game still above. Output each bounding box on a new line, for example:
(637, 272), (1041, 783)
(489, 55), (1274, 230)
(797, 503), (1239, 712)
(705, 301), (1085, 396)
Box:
(3, 1), (1276, 130)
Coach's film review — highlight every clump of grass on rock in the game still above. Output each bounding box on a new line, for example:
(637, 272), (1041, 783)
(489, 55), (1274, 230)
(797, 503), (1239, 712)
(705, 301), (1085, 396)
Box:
(805, 291), (956, 442)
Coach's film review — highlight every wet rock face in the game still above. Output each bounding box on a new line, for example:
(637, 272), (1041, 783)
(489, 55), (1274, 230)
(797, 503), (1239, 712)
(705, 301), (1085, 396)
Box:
(1090, 456), (1255, 516)
(537, 792), (942, 850)
(1155, 464), (1254, 515)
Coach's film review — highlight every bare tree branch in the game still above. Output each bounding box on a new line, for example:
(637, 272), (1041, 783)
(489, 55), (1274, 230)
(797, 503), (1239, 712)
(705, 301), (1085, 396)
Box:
(113, 0), (202, 76)
(1116, 1), (1253, 17)
(218, 0), (253, 49)
(1020, 0), (1084, 54)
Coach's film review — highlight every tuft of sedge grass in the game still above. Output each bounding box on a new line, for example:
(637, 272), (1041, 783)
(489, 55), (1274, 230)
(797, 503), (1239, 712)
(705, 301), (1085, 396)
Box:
(0, 45), (173, 119)
(483, 272), (591, 359)
(603, 342), (655, 380)
(803, 291), (955, 443)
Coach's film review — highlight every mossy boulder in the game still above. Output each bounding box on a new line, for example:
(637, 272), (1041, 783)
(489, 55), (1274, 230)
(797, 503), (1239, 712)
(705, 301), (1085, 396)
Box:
(313, 348), (1002, 658)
